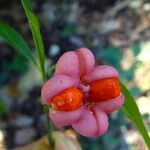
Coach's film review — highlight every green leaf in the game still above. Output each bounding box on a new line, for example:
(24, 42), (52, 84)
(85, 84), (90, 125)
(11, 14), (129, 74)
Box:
(0, 23), (37, 67)
(120, 82), (150, 149)
(21, 0), (46, 81)
(5, 53), (28, 74)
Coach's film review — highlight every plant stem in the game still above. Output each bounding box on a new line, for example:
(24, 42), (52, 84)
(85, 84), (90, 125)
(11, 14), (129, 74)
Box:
(44, 105), (54, 149)
(42, 69), (55, 150)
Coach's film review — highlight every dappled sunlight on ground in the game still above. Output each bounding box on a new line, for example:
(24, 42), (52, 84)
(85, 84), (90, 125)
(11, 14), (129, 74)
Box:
(0, 130), (6, 150)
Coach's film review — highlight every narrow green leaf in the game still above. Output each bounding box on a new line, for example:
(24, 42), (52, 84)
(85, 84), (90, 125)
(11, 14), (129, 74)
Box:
(0, 23), (37, 66)
(21, 0), (46, 81)
(120, 82), (150, 149)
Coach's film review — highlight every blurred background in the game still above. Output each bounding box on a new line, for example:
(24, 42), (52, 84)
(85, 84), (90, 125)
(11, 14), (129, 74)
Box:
(0, 0), (150, 149)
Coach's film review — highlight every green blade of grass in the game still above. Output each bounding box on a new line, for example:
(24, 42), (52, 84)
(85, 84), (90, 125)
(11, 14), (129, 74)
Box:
(21, 1), (54, 149)
(21, 0), (46, 81)
(120, 81), (150, 149)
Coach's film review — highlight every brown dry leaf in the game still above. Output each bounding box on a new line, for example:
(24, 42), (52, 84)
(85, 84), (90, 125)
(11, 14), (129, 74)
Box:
(13, 136), (50, 150)
(14, 131), (82, 150)
(8, 85), (19, 99)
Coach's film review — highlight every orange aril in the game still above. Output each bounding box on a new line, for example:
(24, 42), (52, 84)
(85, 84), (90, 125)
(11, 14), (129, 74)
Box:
(88, 77), (121, 102)
(51, 87), (83, 111)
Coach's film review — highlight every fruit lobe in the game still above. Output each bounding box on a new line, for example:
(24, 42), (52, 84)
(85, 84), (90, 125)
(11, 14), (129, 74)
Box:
(88, 77), (121, 102)
(76, 51), (86, 77)
(51, 87), (83, 111)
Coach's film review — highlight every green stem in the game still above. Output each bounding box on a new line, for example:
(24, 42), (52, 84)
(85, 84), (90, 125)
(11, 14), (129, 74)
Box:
(44, 105), (54, 149)
(42, 68), (55, 150)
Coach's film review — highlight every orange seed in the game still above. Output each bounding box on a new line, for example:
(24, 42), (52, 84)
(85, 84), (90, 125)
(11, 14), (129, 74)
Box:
(51, 87), (83, 111)
(88, 77), (121, 102)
